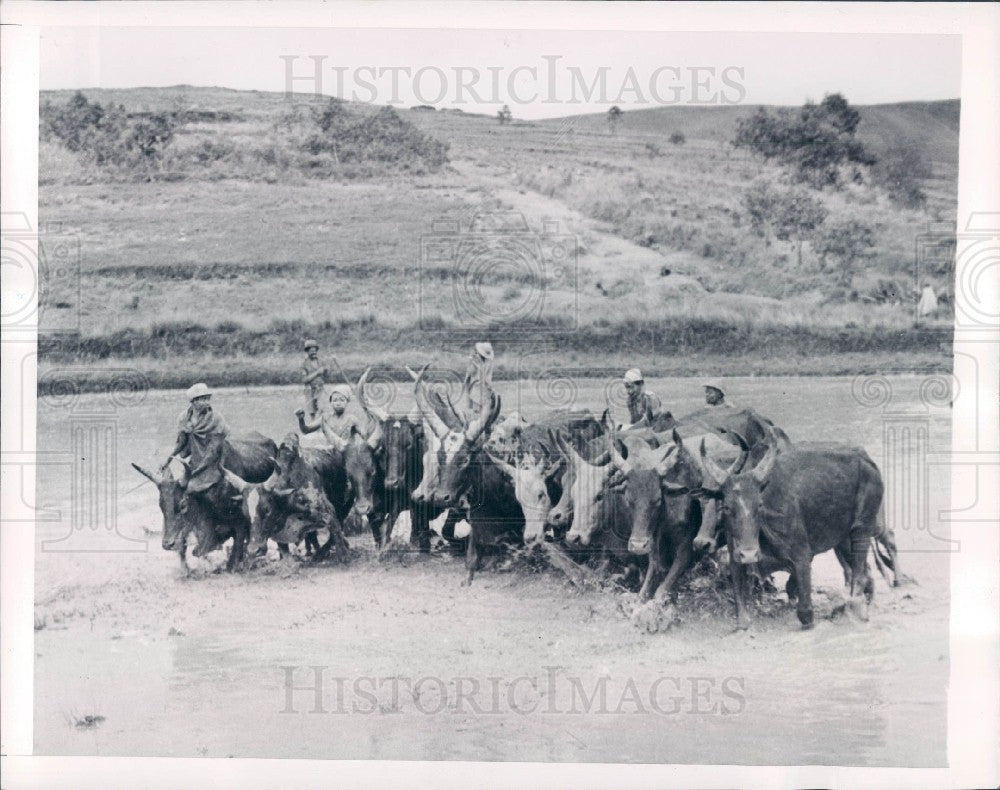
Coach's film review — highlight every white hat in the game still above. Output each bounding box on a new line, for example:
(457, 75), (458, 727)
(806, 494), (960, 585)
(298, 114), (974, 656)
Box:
(475, 342), (494, 360)
(329, 384), (353, 401)
(186, 382), (212, 401)
(623, 368), (643, 383)
(303, 338), (319, 351)
(703, 379), (724, 393)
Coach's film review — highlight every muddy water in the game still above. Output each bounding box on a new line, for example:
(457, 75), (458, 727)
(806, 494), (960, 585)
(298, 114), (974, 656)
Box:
(34, 375), (952, 764)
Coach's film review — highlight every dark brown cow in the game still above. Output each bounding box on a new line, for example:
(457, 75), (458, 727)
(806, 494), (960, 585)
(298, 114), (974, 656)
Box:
(132, 432), (276, 572)
(700, 440), (885, 629)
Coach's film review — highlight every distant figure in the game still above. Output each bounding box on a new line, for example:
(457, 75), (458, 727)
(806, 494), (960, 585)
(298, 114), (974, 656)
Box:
(464, 342), (495, 419)
(918, 283), (939, 318)
(703, 379), (731, 408)
(162, 383), (229, 501)
(301, 339), (327, 419)
(623, 368), (662, 425)
(297, 384), (366, 444)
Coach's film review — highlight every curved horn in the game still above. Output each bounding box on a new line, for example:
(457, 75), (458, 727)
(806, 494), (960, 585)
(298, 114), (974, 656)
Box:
(699, 437), (732, 488)
(751, 433), (779, 484)
(131, 462), (162, 484)
(463, 391), (502, 443)
(355, 366), (372, 410)
(222, 467), (250, 493)
(601, 408), (628, 470)
(412, 367), (450, 440)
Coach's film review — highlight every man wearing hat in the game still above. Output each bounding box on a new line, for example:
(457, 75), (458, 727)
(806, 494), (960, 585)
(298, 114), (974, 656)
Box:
(703, 379), (730, 408)
(301, 339), (327, 419)
(296, 383), (366, 444)
(161, 382), (230, 496)
(623, 368), (662, 425)
(463, 341), (495, 420)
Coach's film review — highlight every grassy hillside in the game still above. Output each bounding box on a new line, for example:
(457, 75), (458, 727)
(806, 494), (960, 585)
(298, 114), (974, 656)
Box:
(38, 86), (957, 392)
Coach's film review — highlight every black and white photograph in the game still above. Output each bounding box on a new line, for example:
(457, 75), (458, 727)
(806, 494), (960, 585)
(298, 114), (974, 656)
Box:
(1, 2), (998, 787)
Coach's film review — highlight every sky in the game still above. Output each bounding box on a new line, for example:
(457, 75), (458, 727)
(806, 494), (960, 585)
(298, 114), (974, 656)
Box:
(39, 27), (962, 119)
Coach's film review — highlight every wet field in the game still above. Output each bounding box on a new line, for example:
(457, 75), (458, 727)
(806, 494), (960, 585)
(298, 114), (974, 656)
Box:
(33, 374), (953, 764)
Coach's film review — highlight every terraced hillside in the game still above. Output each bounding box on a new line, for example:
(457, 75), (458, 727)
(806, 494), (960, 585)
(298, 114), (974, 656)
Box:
(38, 86), (958, 390)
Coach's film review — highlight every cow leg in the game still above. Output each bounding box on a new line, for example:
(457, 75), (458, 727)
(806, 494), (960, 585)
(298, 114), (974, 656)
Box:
(177, 541), (191, 574)
(789, 548), (814, 629)
(369, 514), (384, 548)
(412, 503), (432, 553)
(441, 509), (462, 543)
(637, 543), (664, 602)
(231, 525), (249, 572)
(833, 542), (853, 589)
(651, 537), (696, 607)
(463, 531), (479, 586)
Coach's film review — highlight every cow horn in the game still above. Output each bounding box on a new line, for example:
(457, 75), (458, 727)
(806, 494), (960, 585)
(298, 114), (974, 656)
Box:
(699, 437), (731, 488)
(273, 487), (295, 498)
(602, 409), (629, 470)
(463, 391), (502, 443)
(222, 467), (250, 493)
(412, 366), (450, 440)
(356, 366), (372, 410)
(751, 434), (779, 484)
(131, 462), (162, 484)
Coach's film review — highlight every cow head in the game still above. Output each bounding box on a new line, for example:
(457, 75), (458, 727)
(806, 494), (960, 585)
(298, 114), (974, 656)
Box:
(344, 427), (381, 517)
(560, 445), (614, 547)
(546, 459), (575, 534)
(606, 435), (676, 555)
(384, 417), (421, 491)
(434, 392), (502, 507)
(222, 468), (295, 556)
(490, 454), (557, 544)
(132, 462), (191, 552)
(699, 435), (775, 564)
(418, 377), (502, 508)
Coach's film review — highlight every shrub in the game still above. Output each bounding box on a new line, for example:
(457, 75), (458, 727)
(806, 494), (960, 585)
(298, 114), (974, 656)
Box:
(733, 93), (874, 188)
(871, 141), (931, 209)
(814, 219), (877, 287)
(41, 91), (180, 171)
(669, 131), (686, 145)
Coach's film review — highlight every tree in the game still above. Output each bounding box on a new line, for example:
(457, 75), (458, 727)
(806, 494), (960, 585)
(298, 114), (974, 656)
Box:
(814, 220), (876, 287)
(668, 131), (686, 145)
(742, 180), (828, 266)
(872, 140), (931, 209)
(733, 93), (873, 188)
(497, 104), (513, 125)
(607, 105), (623, 134)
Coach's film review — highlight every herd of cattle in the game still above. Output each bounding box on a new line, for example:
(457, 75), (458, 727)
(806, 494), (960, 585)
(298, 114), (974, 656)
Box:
(132, 367), (902, 631)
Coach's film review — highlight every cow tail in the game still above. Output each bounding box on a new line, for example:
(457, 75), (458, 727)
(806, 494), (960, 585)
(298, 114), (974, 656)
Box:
(871, 536), (891, 583)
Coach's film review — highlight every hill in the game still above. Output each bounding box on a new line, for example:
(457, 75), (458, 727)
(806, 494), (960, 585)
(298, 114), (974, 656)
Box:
(37, 86), (957, 392)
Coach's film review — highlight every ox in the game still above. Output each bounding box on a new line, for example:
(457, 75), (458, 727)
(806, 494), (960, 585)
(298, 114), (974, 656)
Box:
(131, 432), (277, 572)
(416, 384), (527, 584)
(700, 439), (885, 629)
(225, 434), (351, 562)
(298, 369), (385, 546)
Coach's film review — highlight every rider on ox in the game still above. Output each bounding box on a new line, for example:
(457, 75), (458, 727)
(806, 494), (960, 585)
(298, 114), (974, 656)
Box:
(623, 369), (662, 426)
(162, 383), (229, 505)
(463, 342), (495, 420)
(297, 384), (367, 443)
(301, 339), (327, 419)
(703, 379), (731, 408)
